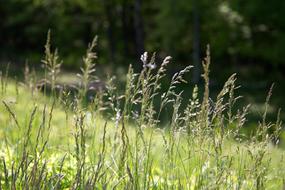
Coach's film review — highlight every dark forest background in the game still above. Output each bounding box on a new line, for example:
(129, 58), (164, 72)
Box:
(1, 0), (285, 137)
(1, 0), (285, 75)
(1, 0), (285, 112)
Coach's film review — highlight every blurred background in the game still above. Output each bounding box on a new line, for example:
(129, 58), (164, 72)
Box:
(0, 0), (285, 130)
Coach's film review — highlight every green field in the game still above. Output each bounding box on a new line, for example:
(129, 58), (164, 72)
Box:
(1, 47), (285, 189)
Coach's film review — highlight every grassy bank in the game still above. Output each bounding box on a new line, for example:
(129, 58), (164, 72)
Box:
(0, 39), (285, 189)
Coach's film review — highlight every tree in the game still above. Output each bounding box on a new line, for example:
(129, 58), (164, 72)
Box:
(134, 0), (145, 58)
(192, 0), (201, 83)
(231, 0), (285, 67)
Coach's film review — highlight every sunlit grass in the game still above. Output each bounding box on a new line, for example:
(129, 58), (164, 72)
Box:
(0, 79), (285, 189)
(0, 37), (284, 189)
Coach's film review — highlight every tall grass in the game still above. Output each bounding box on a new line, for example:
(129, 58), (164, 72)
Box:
(0, 36), (284, 189)
(42, 30), (62, 96)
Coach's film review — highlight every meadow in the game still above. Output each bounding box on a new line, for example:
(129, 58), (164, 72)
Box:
(0, 36), (284, 189)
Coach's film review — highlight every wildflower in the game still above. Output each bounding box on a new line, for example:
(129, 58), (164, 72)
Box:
(145, 63), (157, 69)
(141, 52), (148, 67)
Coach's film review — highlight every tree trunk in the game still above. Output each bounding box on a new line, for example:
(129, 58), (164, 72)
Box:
(133, 0), (145, 58)
(103, 0), (116, 64)
(122, 0), (131, 58)
(192, 0), (201, 83)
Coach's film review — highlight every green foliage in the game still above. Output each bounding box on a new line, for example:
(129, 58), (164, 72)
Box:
(1, 0), (285, 70)
(230, 0), (285, 65)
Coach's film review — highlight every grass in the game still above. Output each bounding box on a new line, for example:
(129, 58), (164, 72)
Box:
(0, 36), (285, 189)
